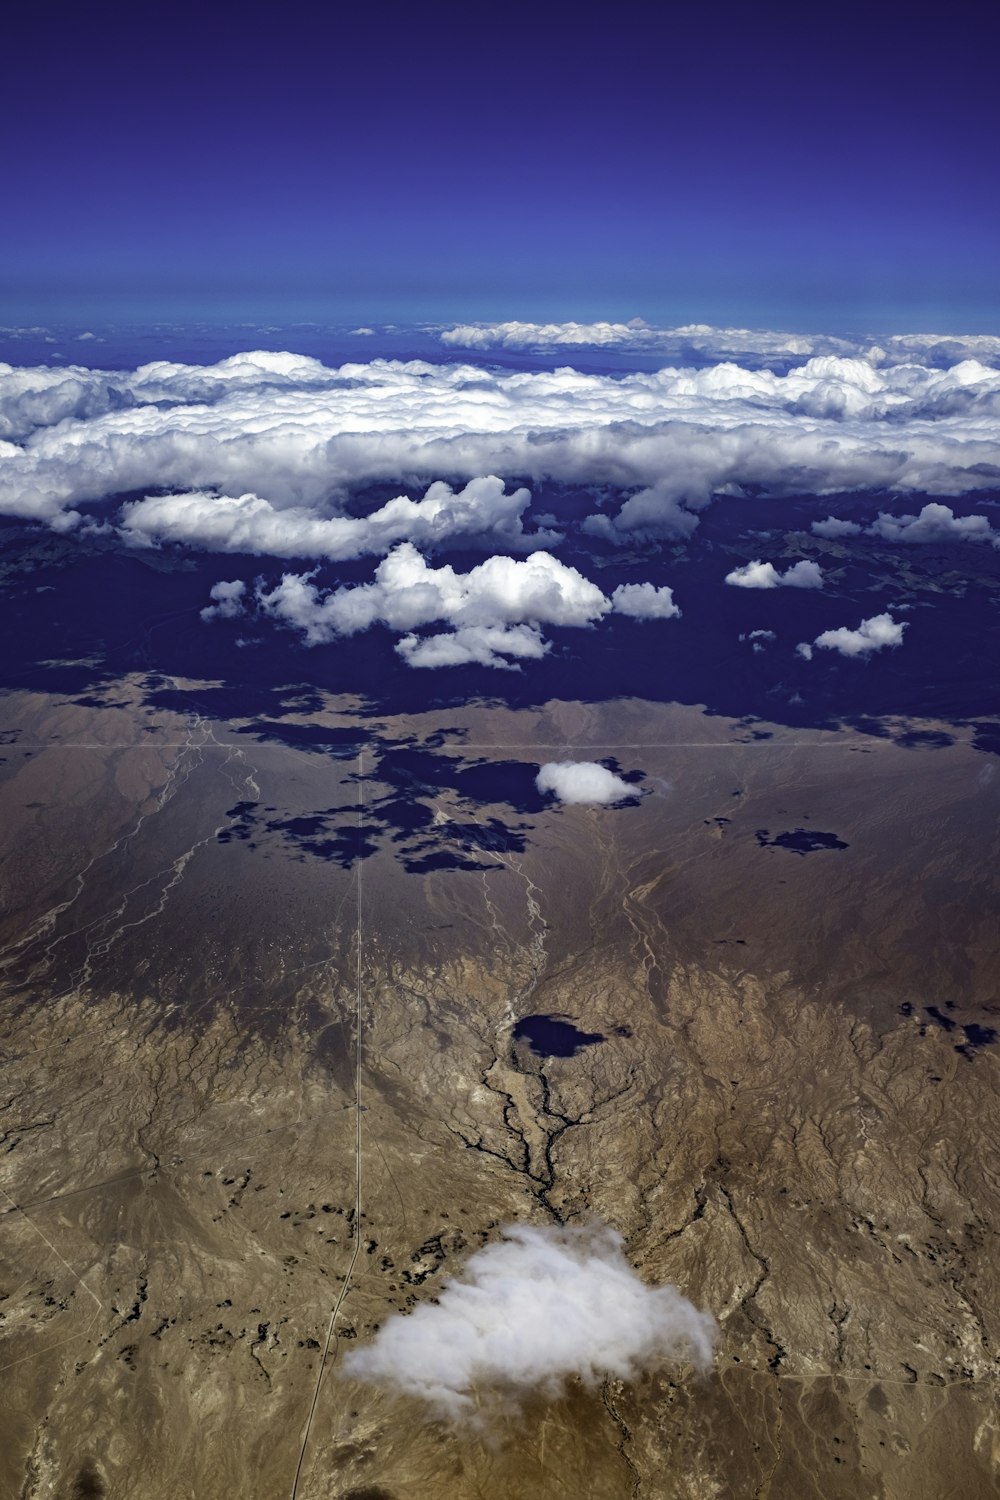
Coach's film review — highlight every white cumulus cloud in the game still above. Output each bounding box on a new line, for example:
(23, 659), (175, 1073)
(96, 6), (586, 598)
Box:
(342, 1221), (717, 1421)
(811, 516), (864, 538)
(536, 762), (636, 805)
(725, 558), (824, 589)
(397, 623), (547, 670)
(610, 581), (681, 618)
(200, 579), (246, 621)
(250, 544), (679, 667)
(798, 612), (907, 660)
(120, 476), (555, 560)
(811, 502), (1000, 547)
(442, 322), (1000, 369)
(2, 350), (1000, 545)
(867, 501), (999, 546)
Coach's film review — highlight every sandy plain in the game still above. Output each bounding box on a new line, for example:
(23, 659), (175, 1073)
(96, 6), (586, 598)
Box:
(0, 682), (998, 1498)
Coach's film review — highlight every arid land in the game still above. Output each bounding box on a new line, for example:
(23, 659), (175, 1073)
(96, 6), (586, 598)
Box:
(1, 682), (998, 1499)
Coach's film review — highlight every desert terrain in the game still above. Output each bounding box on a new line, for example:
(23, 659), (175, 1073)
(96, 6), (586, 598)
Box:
(1, 682), (998, 1498)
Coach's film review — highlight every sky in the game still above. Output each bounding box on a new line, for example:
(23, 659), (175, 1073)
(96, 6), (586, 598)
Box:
(4, 0), (999, 332)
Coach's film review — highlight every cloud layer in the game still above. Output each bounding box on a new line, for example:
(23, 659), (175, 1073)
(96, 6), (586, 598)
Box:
(441, 321), (1000, 369)
(2, 348), (999, 553)
(342, 1222), (717, 1421)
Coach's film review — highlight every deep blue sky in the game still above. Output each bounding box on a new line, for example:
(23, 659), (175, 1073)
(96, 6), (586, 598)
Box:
(4, 0), (999, 332)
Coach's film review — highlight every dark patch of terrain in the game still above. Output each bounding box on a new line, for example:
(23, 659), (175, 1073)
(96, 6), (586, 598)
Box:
(513, 1014), (606, 1057)
(755, 828), (849, 854)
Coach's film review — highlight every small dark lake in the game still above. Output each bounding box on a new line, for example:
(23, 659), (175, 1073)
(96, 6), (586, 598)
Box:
(512, 1014), (606, 1057)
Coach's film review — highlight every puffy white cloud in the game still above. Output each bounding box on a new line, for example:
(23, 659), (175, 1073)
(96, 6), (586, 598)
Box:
(725, 560), (782, 589)
(811, 516), (863, 538)
(2, 349), (1000, 545)
(441, 321), (857, 360)
(443, 322), (1000, 370)
(725, 558), (824, 589)
(610, 581), (681, 618)
(740, 628), (776, 653)
(200, 579), (246, 621)
(867, 501), (999, 546)
(811, 502), (999, 547)
(583, 482), (703, 543)
(120, 476), (555, 560)
(342, 1222), (716, 1421)
(397, 624), (547, 670)
(536, 761), (636, 805)
(799, 612), (907, 660)
(876, 333), (1000, 369)
(443, 319), (655, 350)
(0, 361), (131, 444)
(253, 543), (639, 666)
(247, 544), (682, 665)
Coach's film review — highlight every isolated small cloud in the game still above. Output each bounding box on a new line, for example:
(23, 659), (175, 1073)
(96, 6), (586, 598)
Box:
(200, 579), (246, 621)
(536, 762), (635, 805)
(740, 628), (776, 653)
(611, 581), (681, 619)
(342, 1222), (717, 1422)
(811, 516), (863, 538)
(799, 611), (907, 659)
(397, 623), (548, 669)
(725, 558), (824, 589)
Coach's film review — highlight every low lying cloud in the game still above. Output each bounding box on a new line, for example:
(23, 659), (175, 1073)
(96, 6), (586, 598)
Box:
(396, 623), (546, 669)
(442, 318), (658, 350)
(440, 321), (857, 361)
(811, 516), (864, 539)
(248, 543), (680, 667)
(812, 502), (999, 547)
(342, 1222), (717, 1421)
(441, 322), (1000, 369)
(725, 558), (824, 589)
(797, 612), (907, 660)
(536, 762), (636, 805)
(121, 476), (555, 560)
